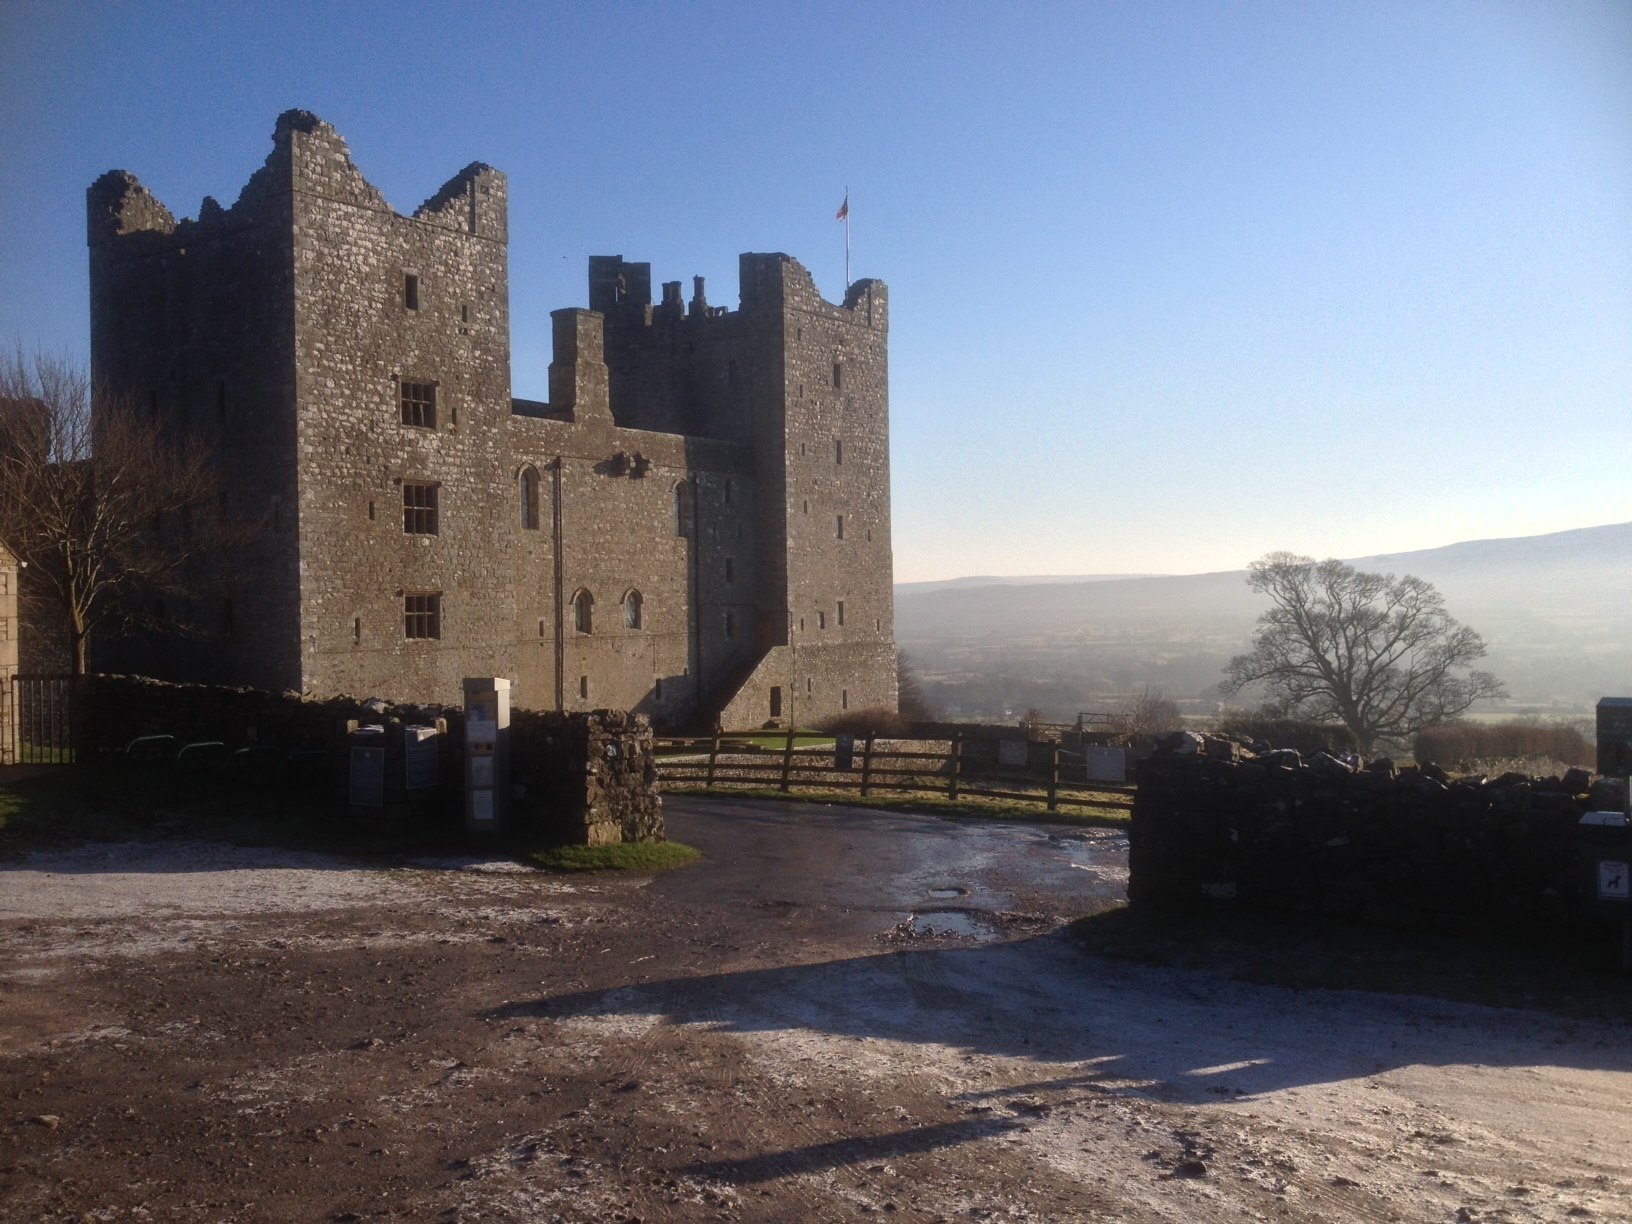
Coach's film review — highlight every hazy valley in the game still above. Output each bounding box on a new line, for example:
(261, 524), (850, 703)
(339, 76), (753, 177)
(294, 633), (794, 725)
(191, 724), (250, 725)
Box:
(896, 521), (1632, 724)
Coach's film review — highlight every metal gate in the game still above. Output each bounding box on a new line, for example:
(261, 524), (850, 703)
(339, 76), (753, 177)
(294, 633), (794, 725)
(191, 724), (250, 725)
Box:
(7, 674), (75, 764)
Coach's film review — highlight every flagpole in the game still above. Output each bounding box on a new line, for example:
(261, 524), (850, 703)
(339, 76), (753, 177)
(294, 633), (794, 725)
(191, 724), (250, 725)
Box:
(841, 185), (851, 292)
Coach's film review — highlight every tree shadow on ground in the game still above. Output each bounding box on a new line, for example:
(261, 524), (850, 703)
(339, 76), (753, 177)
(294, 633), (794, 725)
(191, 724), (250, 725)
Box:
(490, 928), (1632, 1107)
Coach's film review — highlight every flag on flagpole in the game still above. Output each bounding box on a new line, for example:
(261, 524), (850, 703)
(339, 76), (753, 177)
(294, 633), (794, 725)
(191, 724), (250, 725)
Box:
(835, 193), (849, 222)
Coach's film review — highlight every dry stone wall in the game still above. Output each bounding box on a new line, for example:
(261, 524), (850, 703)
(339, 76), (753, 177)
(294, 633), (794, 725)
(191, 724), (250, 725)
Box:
(1131, 733), (1612, 930)
(70, 675), (663, 844)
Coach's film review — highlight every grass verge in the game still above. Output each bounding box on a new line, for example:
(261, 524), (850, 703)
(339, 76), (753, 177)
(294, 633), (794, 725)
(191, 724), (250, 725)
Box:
(528, 841), (701, 873)
(664, 784), (1131, 829)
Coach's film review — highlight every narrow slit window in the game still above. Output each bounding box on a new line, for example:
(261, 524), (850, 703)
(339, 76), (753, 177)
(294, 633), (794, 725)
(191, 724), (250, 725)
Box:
(579, 675), (590, 700)
(353, 616), (362, 645)
(837, 600), (845, 626)
(725, 557), (735, 583)
(724, 609), (736, 639)
(835, 438), (842, 465)
(833, 362), (843, 389)
(404, 272), (420, 310)
(836, 514), (844, 539)
(674, 481), (692, 537)
(520, 465), (540, 530)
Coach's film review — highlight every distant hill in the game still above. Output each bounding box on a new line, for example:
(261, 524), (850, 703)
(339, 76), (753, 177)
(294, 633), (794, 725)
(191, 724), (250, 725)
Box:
(895, 522), (1632, 718)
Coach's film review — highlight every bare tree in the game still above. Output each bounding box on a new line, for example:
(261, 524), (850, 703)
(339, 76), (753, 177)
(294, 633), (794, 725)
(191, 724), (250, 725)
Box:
(0, 349), (236, 673)
(1222, 552), (1505, 755)
(896, 651), (935, 721)
(1112, 686), (1182, 740)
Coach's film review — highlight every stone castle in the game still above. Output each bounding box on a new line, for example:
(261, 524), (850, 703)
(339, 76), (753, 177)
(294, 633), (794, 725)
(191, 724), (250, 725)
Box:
(86, 110), (896, 728)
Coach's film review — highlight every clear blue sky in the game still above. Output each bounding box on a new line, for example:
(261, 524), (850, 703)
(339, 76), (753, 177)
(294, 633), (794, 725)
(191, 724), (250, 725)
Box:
(2, 1), (1627, 581)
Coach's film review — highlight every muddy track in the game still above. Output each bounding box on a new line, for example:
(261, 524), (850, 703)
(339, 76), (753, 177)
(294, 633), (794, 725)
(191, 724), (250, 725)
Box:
(2, 797), (1629, 1222)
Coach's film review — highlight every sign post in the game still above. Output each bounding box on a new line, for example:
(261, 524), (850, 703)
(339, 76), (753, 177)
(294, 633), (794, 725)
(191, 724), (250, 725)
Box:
(463, 677), (511, 833)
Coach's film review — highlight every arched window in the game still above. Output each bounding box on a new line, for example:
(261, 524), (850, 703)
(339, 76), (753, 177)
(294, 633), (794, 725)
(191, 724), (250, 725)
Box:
(519, 465), (540, 530)
(623, 589), (643, 630)
(674, 481), (692, 537)
(572, 589), (593, 634)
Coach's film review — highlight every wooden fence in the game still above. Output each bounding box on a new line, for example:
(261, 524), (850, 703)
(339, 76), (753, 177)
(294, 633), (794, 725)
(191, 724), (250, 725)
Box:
(653, 729), (1133, 813)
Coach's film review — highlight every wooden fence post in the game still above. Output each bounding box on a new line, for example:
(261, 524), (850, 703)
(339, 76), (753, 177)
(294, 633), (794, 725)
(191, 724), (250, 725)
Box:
(949, 732), (963, 801)
(780, 726), (797, 792)
(706, 731), (721, 787)
(861, 732), (875, 797)
(1048, 745), (1061, 812)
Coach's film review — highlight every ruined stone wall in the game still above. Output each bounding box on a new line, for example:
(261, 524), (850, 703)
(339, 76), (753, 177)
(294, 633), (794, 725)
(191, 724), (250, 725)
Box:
(1131, 741), (1606, 928)
(282, 112), (518, 703)
(86, 150), (303, 691)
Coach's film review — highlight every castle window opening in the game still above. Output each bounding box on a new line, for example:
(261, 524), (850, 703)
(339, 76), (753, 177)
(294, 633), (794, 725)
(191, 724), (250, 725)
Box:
(674, 481), (692, 537)
(842, 689), (849, 710)
(624, 590), (643, 630)
(806, 677), (812, 694)
(520, 465), (540, 530)
(817, 611), (826, 630)
(580, 675), (590, 700)
(353, 616), (362, 645)
(835, 438), (842, 465)
(833, 362), (842, 390)
(403, 482), (440, 535)
(400, 380), (437, 428)
(724, 609), (736, 639)
(404, 593), (441, 640)
(769, 686), (783, 718)
(653, 677), (663, 700)
(404, 272), (420, 311)
(799, 616), (805, 632)
(802, 499), (809, 515)
(573, 589), (594, 634)
(837, 600), (845, 626)
(725, 557), (735, 583)
(836, 514), (844, 539)
(460, 303), (469, 324)
(368, 500), (375, 521)
(723, 478), (733, 506)
(538, 618), (546, 637)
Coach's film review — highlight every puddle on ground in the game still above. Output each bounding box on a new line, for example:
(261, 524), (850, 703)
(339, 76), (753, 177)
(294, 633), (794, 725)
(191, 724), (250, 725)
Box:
(928, 887), (967, 900)
(908, 908), (1003, 942)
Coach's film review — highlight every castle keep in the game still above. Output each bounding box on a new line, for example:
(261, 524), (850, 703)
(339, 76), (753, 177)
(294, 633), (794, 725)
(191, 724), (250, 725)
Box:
(87, 110), (896, 727)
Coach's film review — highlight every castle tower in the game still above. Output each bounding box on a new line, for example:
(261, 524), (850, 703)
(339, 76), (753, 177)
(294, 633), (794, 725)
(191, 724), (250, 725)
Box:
(87, 113), (895, 726)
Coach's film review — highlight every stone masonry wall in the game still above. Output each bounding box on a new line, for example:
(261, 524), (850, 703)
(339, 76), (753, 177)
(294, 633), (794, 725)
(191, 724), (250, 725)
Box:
(85, 112), (899, 733)
(1131, 735), (1608, 929)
